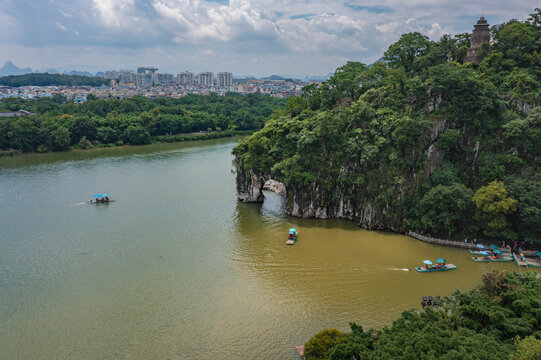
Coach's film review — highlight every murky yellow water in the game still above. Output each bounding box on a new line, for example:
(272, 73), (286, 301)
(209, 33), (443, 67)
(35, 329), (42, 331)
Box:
(0, 138), (529, 359)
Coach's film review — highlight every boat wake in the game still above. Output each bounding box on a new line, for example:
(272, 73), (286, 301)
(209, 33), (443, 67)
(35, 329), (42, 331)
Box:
(387, 267), (410, 272)
(68, 202), (87, 206)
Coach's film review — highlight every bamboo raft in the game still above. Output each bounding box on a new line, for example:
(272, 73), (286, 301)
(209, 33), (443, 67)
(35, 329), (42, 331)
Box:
(472, 255), (513, 262)
(524, 257), (541, 268)
(512, 252), (529, 267)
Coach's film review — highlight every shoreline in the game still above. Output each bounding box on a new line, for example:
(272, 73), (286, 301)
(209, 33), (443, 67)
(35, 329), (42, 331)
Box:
(0, 130), (253, 158)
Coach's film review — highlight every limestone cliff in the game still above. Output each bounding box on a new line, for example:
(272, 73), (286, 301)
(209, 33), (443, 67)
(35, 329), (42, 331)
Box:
(234, 116), (449, 233)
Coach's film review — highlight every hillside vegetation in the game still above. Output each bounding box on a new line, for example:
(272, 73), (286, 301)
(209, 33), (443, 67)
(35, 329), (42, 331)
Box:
(233, 9), (541, 245)
(0, 73), (108, 87)
(0, 93), (285, 153)
(303, 270), (541, 360)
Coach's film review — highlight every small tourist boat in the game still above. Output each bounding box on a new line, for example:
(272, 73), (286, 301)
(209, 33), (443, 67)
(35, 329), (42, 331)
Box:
(524, 255), (541, 268)
(512, 252), (529, 267)
(89, 194), (115, 204)
(472, 250), (511, 262)
(470, 250), (489, 255)
(286, 228), (298, 245)
(472, 255), (512, 262)
(513, 252), (541, 268)
(415, 259), (456, 272)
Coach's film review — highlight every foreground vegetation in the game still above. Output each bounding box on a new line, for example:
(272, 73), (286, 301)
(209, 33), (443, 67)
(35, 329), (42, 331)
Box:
(303, 270), (541, 360)
(0, 93), (285, 153)
(0, 73), (109, 87)
(233, 9), (541, 245)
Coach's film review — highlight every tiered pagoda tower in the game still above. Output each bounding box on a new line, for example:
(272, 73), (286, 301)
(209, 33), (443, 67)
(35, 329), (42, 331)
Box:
(464, 16), (490, 64)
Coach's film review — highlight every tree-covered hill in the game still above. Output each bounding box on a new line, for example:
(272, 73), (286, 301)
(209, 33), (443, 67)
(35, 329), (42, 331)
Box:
(233, 9), (541, 245)
(0, 73), (108, 87)
(302, 270), (541, 360)
(0, 93), (285, 153)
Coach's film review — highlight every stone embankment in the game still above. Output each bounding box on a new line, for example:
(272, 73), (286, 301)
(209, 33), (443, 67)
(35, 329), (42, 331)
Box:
(408, 231), (510, 252)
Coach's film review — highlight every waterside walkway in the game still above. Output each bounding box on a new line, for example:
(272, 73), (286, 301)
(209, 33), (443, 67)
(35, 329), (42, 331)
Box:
(407, 231), (505, 251)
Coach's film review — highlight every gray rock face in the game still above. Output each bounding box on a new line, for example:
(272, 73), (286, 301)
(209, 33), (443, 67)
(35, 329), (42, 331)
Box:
(234, 115), (448, 233)
(235, 162), (403, 232)
(263, 179), (286, 195)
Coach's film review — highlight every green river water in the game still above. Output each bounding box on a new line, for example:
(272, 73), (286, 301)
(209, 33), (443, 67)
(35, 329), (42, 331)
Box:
(0, 138), (523, 359)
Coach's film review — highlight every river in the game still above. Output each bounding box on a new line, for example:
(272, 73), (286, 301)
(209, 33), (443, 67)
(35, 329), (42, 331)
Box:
(0, 138), (521, 359)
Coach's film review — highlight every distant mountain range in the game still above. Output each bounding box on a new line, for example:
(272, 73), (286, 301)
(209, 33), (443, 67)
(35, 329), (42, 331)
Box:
(0, 60), (336, 82)
(0, 61), (33, 76)
(0, 61), (105, 77)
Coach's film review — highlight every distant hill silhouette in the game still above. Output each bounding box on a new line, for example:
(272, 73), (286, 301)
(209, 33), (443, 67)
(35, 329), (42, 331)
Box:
(262, 75), (286, 80)
(0, 61), (33, 76)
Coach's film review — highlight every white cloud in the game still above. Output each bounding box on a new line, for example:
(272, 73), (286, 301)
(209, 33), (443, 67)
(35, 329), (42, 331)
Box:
(91, 0), (136, 27)
(0, 0), (539, 76)
(56, 22), (67, 31)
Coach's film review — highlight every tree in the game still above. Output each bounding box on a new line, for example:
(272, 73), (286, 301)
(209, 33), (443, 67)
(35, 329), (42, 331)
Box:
(510, 336), (541, 360)
(304, 328), (348, 360)
(506, 175), (541, 244)
(472, 181), (518, 240)
(49, 126), (71, 151)
(125, 124), (151, 145)
(418, 183), (475, 237)
(384, 32), (431, 72)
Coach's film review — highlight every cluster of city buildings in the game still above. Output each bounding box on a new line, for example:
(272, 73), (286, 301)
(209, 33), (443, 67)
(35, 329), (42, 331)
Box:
(0, 75), (305, 103)
(0, 67), (311, 103)
(105, 67), (235, 88)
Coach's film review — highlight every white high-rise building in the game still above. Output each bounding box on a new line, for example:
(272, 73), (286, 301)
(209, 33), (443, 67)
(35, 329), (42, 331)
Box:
(217, 72), (233, 86)
(178, 71), (194, 85)
(198, 72), (214, 86)
(119, 71), (136, 84)
(157, 73), (174, 86)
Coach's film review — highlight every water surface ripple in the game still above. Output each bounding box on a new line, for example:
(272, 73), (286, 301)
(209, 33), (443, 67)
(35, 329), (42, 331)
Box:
(0, 138), (520, 359)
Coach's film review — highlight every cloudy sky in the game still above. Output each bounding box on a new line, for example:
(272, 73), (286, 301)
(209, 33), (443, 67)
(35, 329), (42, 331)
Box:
(0, 0), (538, 77)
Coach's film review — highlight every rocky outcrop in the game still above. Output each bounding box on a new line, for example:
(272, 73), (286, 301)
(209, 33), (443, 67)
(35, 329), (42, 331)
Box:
(234, 114), (448, 233)
(263, 179), (286, 196)
(235, 159), (404, 232)
(236, 169), (265, 202)
(235, 158), (266, 202)
(285, 188), (402, 231)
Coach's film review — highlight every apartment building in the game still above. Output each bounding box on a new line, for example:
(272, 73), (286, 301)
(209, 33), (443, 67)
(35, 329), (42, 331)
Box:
(177, 71), (194, 85)
(198, 72), (214, 86)
(217, 72), (233, 86)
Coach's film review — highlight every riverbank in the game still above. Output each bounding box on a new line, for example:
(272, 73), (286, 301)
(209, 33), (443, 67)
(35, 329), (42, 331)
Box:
(0, 129), (253, 157)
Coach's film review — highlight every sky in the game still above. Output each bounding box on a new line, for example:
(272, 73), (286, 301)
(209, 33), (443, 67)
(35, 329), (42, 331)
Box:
(0, 0), (538, 77)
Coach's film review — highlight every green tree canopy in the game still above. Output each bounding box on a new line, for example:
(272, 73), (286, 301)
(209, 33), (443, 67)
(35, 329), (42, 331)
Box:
(472, 181), (518, 240)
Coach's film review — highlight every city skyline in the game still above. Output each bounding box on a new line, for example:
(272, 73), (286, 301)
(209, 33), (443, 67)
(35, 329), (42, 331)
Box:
(0, 1), (539, 77)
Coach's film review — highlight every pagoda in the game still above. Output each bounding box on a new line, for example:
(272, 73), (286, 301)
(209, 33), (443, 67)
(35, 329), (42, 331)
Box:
(464, 16), (490, 64)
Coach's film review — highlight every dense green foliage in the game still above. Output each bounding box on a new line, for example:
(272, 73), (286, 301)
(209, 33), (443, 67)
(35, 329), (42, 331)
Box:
(0, 93), (285, 152)
(233, 9), (541, 244)
(303, 270), (541, 360)
(0, 73), (108, 87)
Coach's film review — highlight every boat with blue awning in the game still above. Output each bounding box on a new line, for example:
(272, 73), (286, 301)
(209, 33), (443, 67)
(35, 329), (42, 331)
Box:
(286, 228), (298, 245)
(415, 258), (456, 272)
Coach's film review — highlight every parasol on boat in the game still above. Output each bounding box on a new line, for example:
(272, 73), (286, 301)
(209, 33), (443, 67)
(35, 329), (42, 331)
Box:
(436, 258), (446, 263)
(102, 194), (109, 197)
(488, 245), (499, 250)
(479, 251), (490, 255)
(493, 250), (503, 255)
(94, 194), (102, 198)
(423, 260), (433, 265)
(288, 228), (297, 234)
(476, 244), (485, 249)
